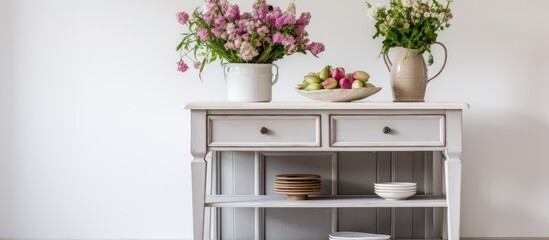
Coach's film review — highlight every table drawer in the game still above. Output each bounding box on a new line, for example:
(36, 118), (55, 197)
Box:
(331, 115), (445, 147)
(208, 115), (321, 147)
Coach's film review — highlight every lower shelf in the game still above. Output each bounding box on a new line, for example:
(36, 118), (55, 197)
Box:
(205, 195), (447, 208)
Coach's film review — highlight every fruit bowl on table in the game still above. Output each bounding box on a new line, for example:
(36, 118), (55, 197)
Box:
(295, 87), (382, 102)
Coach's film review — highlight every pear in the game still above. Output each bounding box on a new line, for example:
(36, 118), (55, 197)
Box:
(322, 78), (338, 89)
(297, 83), (309, 89)
(364, 83), (376, 88)
(304, 75), (322, 84)
(331, 67), (345, 80)
(353, 71), (371, 82)
(352, 80), (364, 89)
(339, 77), (353, 89)
(318, 65), (332, 80)
(305, 83), (323, 91)
(345, 73), (355, 80)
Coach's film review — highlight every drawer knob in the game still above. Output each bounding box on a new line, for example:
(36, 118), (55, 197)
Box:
(383, 127), (391, 134)
(260, 127), (269, 134)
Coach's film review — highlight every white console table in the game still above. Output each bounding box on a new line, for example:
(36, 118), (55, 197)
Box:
(185, 102), (468, 240)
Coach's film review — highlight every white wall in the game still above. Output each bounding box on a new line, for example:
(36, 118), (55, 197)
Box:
(1, 0), (548, 239)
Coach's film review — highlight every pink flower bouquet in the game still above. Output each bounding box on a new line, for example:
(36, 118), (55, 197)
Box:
(176, 0), (325, 75)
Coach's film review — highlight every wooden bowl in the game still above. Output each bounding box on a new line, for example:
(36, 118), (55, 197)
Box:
(275, 174), (321, 200)
(296, 87), (382, 102)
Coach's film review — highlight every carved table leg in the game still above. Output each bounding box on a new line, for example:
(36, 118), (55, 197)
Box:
(191, 110), (208, 240)
(192, 155), (207, 240)
(444, 152), (461, 240)
(444, 110), (463, 240)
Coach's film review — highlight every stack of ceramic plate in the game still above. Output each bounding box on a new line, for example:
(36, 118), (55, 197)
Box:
(275, 174), (321, 200)
(374, 182), (417, 200)
(329, 231), (391, 240)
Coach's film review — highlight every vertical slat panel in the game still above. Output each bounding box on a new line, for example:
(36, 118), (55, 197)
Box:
(220, 152), (255, 240)
(219, 152), (234, 240)
(264, 208), (332, 240)
(204, 152), (212, 240)
(211, 152), (220, 240)
(264, 154), (332, 240)
(413, 152), (426, 239)
(433, 151), (444, 239)
(254, 153), (265, 240)
(376, 152), (392, 235)
(393, 152), (414, 239)
(232, 208), (255, 240)
(338, 208), (377, 234)
(414, 152), (426, 194)
(220, 152), (234, 195)
(424, 151), (434, 195)
(233, 152), (255, 193)
(393, 151), (415, 181)
(233, 152), (255, 240)
(331, 153), (338, 233)
(424, 151), (434, 239)
(337, 152), (377, 233)
(337, 152), (377, 194)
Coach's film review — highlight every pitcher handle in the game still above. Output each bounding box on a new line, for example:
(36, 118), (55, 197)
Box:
(223, 63), (229, 84)
(428, 42), (448, 82)
(272, 64), (279, 86)
(383, 52), (393, 72)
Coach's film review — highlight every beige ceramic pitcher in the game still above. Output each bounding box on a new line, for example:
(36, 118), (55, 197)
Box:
(384, 42), (447, 102)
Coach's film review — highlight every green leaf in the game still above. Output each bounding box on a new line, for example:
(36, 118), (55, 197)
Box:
(198, 57), (206, 82)
(210, 53), (218, 63)
(176, 39), (185, 51)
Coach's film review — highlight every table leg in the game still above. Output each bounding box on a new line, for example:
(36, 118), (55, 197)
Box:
(204, 207), (212, 240)
(444, 152), (461, 240)
(192, 155), (207, 240)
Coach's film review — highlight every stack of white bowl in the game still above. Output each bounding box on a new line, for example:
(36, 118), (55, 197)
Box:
(329, 231), (390, 240)
(374, 182), (417, 200)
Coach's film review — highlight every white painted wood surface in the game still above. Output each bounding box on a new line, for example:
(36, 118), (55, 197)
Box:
(205, 195), (447, 208)
(207, 115), (320, 147)
(331, 115), (445, 147)
(190, 111), (208, 240)
(185, 102), (470, 110)
(187, 102), (466, 240)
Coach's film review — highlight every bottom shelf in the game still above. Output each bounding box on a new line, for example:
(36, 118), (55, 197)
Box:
(205, 195), (447, 208)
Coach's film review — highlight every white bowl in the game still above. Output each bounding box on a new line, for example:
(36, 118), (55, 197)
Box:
(296, 87), (382, 102)
(374, 188), (417, 193)
(329, 231), (391, 240)
(330, 237), (390, 240)
(374, 182), (417, 188)
(330, 238), (389, 240)
(374, 188), (417, 192)
(375, 190), (416, 200)
(375, 185), (417, 190)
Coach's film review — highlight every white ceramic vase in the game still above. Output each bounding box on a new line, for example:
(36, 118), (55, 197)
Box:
(223, 63), (279, 102)
(384, 42), (447, 102)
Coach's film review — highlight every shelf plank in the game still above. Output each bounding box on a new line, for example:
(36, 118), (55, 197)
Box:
(185, 102), (470, 110)
(205, 195), (447, 208)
